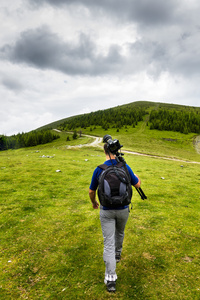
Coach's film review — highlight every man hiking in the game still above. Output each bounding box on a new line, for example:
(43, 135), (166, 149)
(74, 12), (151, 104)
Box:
(89, 136), (141, 292)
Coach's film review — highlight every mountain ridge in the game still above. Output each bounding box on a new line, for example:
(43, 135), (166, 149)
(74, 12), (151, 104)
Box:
(35, 100), (200, 132)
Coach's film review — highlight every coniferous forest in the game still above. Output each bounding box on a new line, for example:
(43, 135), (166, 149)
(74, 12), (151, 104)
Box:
(149, 109), (200, 134)
(57, 102), (200, 134)
(0, 130), (60, 151)
(58, 105), (147, 131)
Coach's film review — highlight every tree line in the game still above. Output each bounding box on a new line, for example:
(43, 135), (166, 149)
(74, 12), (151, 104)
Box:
(58, 106), (147, 131)
(58, 104), (200, 135)
(149, 109), (200, 134)
(0, 130), (60, 151)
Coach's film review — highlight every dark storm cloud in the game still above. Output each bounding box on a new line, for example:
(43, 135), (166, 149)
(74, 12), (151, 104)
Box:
(1, 27), (67, 69)
(0, 26), (124, 76)
(2, 0), (200, 79)
(1, 24), (200, 78)
(28, 0), (178, 26)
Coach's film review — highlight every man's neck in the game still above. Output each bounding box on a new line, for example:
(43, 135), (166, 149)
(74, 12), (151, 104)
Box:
(106, 154), (115, 160)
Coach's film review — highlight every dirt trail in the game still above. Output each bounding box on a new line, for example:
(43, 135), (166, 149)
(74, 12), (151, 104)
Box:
(54, 130), (200, 164)
(53, 130), (102, 147)
(66, 135), (102, 149)
(123, 150), (200, 164)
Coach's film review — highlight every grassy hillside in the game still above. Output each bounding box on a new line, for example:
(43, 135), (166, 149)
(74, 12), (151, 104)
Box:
(0, 131), (200, 299)
(34, 100), (200, 162)
(36, 101), (200, 132)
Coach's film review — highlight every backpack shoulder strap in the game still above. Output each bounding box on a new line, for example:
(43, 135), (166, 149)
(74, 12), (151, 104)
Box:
(98, 164), (109, 170)
(98, 162), (124, 170)
(115, 161), (131, 183)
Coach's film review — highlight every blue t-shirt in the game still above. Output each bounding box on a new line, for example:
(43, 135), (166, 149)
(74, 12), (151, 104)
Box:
(89, 159), (139, 209)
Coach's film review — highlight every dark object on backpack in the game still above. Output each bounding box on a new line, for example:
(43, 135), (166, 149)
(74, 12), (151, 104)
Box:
(97, 162), (132, 208)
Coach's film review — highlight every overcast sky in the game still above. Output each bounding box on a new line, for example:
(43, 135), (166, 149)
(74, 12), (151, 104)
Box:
(1, 0), (200, 135)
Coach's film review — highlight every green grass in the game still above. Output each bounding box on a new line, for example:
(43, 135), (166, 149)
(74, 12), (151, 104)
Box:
(82, 121), (200, 162)
(0, 129), (200, 299)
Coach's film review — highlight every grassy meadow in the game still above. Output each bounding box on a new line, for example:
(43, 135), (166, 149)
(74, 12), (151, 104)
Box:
(0, 129), (200, 299)
(82, 121), (200, 162)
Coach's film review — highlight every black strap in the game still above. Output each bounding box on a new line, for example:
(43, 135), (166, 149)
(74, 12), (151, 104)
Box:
(98, 162), (124, 170)
(98, 164), (108, 170)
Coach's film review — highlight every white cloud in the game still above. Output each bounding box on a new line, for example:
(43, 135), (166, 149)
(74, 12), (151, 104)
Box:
(0, 0), (200, 136)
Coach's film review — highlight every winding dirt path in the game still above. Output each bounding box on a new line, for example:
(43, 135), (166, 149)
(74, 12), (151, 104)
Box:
(67, 135), (102, 149)
(54, 130), (200, 164)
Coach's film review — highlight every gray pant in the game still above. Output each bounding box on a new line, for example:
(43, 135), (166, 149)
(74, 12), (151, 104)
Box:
(100, 207), (129, 278)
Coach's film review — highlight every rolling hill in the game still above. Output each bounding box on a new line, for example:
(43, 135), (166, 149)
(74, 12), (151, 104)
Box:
(1, 101), (200, 162)
(36, 100), (200, 135)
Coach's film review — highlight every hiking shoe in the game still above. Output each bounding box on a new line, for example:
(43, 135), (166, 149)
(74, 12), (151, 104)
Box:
(104, 274), (117, 292)
(106, 280), (116, 292)
(115, 252), (121, 263)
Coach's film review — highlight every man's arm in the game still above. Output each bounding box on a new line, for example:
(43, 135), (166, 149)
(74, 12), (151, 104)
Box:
(89, 189), (99, 209)
(133, 174), (141, 188)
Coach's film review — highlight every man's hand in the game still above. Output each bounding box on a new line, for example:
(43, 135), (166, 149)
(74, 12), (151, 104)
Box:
(92, 200), (99, 209)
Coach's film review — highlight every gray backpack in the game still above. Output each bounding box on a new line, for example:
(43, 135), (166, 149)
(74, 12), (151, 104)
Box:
(97, 162), (132, 208)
